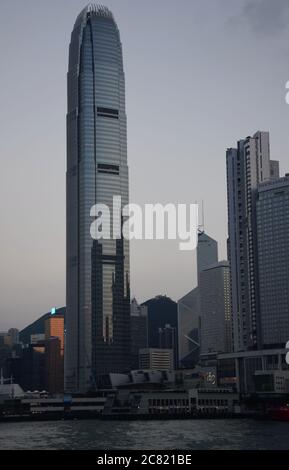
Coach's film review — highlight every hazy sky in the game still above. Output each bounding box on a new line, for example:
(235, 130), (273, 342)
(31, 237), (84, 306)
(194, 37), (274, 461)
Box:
(1, 0), (289, 330)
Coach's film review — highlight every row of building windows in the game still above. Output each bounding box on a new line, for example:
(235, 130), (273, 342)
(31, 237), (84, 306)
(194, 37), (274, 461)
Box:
(97, 107), (119, 119)
(148, 398), (188, 406)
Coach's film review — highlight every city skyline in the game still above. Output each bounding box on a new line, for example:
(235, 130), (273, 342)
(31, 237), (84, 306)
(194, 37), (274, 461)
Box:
(1, 0), (289, 330)
(1, 1), (289, 455)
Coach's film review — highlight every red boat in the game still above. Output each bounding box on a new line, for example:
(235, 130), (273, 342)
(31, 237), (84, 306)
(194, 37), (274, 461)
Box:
(268, 405), (289, 421)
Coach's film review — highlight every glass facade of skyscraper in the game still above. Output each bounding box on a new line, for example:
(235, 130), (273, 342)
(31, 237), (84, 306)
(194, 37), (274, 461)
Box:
(66, 5), (130, 392)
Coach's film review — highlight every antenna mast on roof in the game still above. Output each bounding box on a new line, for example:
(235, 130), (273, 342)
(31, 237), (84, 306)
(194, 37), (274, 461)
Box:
(198, 200), (205, 234)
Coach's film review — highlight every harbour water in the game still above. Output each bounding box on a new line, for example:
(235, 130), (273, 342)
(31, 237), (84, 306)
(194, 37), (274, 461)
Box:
(0, 419), (289, 450)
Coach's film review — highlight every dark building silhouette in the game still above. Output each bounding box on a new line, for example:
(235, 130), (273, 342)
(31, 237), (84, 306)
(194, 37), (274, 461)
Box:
(21, 342), (46, 391)
(18, 337), (64, 394)
(130, 298), (148, 370)
(0, 330), (23, 386)
(142, 296), (178, 365)
(4, 356), (22, 385)
(45, 337), (63, 394)
(159, 324), (177, 368)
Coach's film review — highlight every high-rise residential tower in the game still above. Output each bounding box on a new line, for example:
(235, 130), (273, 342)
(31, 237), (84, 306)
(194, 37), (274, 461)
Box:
(226, 131), (279, 352)
(66, 5), (130, 392)
(257, 175), (289, 348)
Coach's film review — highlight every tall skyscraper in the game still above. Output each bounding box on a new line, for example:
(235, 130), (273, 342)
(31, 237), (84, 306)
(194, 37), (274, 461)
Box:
(257, 175), (289, 348)
(177, 230), (218, 368)
(226, 131), (279, 352)
(66, 5), (130, 392)
(199, 261), (232, 354)
(197, 231), (218, 285)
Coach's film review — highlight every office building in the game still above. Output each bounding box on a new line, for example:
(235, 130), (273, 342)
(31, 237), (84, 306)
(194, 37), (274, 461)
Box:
(257, 175), (289, 348)
(159, 324), (177, 368)
(45, 314), (64, 393)
(142, 295), (178, 356)
(177, 288), (200, 368)
(199, 261), (232, 355)
(139, 348), (174, 371)
(21, 342), (46, 392)
(30, 334), (45, 344)
(0, 330), (19, 348)
(158, 324), (177, 352)
(66, 5), (130, 391)
(45, 337), (63, 394)
(7, 329), (19, 346)
(226, 131), (279, 351)
(45, 314), (64, 355)
(130, 298), (148, 369)
(177, 230), (218, 368)
(197, 231), (218, 285)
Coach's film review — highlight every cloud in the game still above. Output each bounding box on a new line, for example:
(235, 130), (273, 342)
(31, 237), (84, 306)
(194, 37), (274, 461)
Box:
(241, 0), (289, 36)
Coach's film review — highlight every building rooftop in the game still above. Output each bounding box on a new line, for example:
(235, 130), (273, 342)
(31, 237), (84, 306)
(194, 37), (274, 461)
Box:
(74, 4), (115, 29)
(258, 174), (289, 192)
